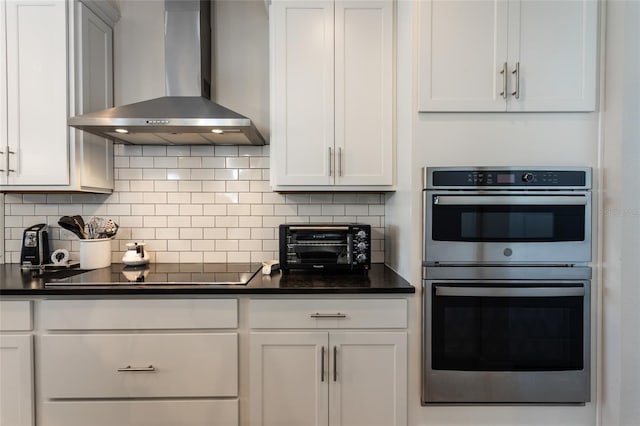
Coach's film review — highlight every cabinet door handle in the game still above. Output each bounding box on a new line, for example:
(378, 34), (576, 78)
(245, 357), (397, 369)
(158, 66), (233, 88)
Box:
(0, 149), (4, 172)
(117, 365), (156, 372)
(310, 313), (347, 319)
(338, 147), (343, 177)
(511, 62), (520, 99)
(499, 62), (508, 99)
(333, 346), (338, 382)
(321, 346), (326, 382)
(7, 150), (15, 173)
(328, 147), (333, 177)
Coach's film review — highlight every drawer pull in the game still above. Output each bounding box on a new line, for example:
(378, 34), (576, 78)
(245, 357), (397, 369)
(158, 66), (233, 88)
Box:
(321, 346), (325, 382)
(310, 313), (347, 319)
(117, 365), (156, 372)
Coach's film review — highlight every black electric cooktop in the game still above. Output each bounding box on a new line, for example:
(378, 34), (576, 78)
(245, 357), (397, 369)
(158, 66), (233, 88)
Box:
(43, 263), (262, 287)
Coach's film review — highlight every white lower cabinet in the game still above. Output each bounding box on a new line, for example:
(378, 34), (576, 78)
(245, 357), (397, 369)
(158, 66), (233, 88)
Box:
(38, 299), (239, 426)
(0, 300), (34, 426)
(0, 335), (34, 426)
(249, 299), (408, 426)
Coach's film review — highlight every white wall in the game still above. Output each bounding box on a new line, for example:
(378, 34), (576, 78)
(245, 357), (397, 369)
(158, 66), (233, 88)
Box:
(600, 0), (640, 425)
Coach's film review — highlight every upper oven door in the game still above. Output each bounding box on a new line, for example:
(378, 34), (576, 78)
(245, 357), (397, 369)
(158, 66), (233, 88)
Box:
(424, 191), (592, 264)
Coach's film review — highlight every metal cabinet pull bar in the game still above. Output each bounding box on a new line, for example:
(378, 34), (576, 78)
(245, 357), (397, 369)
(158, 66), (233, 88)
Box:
(310, 313), (347, 318)
(511, 62), (520, 99)
(500, 62), (508, 99)
(7, 150), (15, 173)
(338, 147), (343, 177)
(434, 195), (587, 206)
(435, 286), (585, 298)
(117, 365), (156, 372)
(321, 346), (325, 382)
(333, 346), (338, 382)
(328, 147), (333, 177)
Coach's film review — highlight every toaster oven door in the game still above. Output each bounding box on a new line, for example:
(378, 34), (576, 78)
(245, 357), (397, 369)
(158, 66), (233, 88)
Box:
(284, 228), (352, 268)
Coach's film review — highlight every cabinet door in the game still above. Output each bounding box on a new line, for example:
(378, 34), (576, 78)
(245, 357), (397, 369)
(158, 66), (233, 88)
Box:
(0, 334), (34, 426)
(0, 0), (7, 185)
(418, 0), (508, 111)
(74, 2), (113, 190)
(329, 332), (407, 426)
(5, 0), (69, 185)
(271, 0), (334, 186)
(335, 0), (393, 186)
(249, 332), (328, 426)
(506, 0), (597, 111)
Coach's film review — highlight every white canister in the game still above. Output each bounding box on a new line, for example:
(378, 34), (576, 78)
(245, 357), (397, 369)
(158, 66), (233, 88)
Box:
(79, 238), (112, 269)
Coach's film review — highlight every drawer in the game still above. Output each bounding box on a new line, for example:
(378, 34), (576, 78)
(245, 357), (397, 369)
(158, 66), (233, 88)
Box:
(40, 333), (238, 398)
(0, 300), (32, 331)
(249, 299), (407, 329)
(41, 399), (238, 426)
(42, 299), (237, 330)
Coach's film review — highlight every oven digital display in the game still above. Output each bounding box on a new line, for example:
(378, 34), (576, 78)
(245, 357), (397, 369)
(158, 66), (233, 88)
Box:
(497, 173), (515, 184)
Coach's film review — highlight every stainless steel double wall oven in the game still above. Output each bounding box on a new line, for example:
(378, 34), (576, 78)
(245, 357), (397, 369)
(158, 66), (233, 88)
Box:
(422, 167), (592, 404)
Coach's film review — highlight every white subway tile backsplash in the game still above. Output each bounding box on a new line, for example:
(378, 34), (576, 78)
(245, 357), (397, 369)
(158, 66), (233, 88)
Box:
(5, 147), (385, 264)
(167, 169), (190, 180)
(144, 168), (168, 180)
(226, 157), (250, 169)
(215, 146), (238, 156)
(130, 156), (154, 168)
(179, 205), (203, 216)
(118, 168), (143, 180)
(167, 216), (191, 227)
(178, 181), (203, 192)
(214, 169), (238, 181)
(156, 204), (180, 216)
(227, 205), (251, 216)
(167, 146), (191, 157)
(239, 216), (262, 228)
(143, 146), (167, 156)
(203, 204), (227, 216)
(168, 192), (191, 204)
(178, 156), (202, 168)
(143, 216), (167, 228)
(130, 180), (154, 191)
(156, 228), (179, 239)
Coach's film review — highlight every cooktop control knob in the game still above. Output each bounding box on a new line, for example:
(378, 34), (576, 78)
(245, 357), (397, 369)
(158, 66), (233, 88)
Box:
(522, 172), (534, 183)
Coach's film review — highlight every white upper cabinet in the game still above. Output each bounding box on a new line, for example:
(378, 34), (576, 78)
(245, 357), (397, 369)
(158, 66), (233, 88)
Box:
(418, 0), (598, 112)
(0, 0), (117, 192)
(2, 0), (69, 186)
(270, 0), (394, 190)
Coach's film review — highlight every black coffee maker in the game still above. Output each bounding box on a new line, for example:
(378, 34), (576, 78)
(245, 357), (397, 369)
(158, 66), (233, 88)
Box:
(20, 224), (50, 267)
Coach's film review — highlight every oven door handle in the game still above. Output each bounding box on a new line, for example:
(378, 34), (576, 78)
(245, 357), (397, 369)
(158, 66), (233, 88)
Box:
(433, 195), (587, 206)
(434, 286), (585, 297)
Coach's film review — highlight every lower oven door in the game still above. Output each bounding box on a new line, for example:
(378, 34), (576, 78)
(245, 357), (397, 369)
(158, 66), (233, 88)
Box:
(422, 280), (591, 404)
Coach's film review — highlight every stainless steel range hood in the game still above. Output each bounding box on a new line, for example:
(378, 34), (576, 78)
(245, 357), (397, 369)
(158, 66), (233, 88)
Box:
(68, 0), (266, 146)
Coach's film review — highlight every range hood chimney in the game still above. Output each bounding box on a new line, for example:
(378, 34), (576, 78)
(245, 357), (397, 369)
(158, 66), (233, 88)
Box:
(68, 0), (266, 146)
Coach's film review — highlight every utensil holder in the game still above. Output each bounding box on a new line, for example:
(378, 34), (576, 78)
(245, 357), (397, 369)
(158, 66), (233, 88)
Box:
(79, 238), (112, 269)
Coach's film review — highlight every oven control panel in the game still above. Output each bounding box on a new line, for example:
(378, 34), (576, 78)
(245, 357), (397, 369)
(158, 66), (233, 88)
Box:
(428, 168), (590, 189)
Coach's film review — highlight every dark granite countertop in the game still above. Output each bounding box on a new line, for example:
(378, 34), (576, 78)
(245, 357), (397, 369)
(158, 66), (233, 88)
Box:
(0, 263), (414, 295)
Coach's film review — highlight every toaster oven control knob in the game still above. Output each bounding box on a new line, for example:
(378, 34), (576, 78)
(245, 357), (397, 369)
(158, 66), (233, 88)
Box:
(356, 242), (368, 250)
(356, 230), (367, 240)
(356, 253), (367, 263)
(522, 172), (534, 183)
